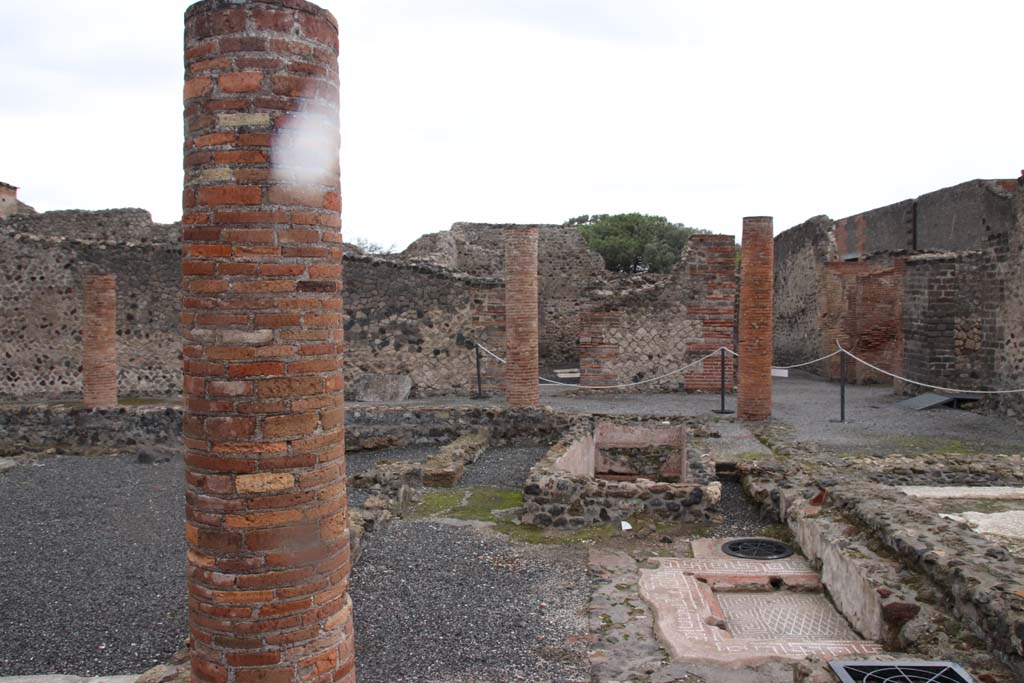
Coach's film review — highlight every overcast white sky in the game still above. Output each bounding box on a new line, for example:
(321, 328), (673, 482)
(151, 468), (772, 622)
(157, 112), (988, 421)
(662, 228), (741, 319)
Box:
(2, 1), (1021, 248)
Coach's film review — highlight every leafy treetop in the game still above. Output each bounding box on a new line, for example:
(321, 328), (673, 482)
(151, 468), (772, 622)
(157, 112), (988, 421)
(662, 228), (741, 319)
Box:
(565, 213), (707, 274)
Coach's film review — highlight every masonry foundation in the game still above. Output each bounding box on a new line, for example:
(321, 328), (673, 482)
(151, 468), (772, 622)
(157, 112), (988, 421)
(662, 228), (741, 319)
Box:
(738, 217), (774, 421)
(182, 2), (354, 682)
(504, 225), (540, 407)
(82, 273), (118, 408)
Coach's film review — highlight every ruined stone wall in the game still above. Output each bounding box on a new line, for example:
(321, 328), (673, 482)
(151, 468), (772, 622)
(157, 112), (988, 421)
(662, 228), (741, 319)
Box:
(772, 216), (834, 367)
(0, 211), (506, 400)
(578, 234), (737, 392)
(404, 222), (609, 368)
(0, 218), (182, 399)
(1, 208), (179, 244)
(343, 254), (505, 398)
(819, 257), (905, 383)
(774, 178), (1016, 389)
(902, 252), (1003, 391)
(997, 181), (1024, 417)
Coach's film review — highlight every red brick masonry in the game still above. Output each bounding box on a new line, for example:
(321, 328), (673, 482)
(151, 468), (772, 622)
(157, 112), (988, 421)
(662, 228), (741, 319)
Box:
(82, 273), (118, 408)
(504, 226), (540, 407)
(738, 217), (774, 420)
(182, 2), (354, 682)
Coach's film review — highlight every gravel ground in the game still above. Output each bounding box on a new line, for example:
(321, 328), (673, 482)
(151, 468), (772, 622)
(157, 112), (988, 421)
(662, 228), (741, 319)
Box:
(706, 478), (773, 538)
(0, 454), (186, 676)
(349, 519), (590, 683)
(542, 375), (1024, 454)
(458, 447), (549, 489)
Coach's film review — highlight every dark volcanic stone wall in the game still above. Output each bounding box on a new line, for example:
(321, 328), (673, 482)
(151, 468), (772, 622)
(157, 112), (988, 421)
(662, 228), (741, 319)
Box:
(772, 216), (833, 367)
(404, 222), (609, 368)
(343, 254), (505, 397)
(0, 213), (506, 401)
(0, 214), (182, 399)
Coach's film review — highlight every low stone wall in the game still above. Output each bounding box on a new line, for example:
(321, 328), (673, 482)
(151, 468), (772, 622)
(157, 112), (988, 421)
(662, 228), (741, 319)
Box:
(0, 402), (576, 456)
(521, 418), (719, 527)
(0, 403), (183, 456)
(741, 460), (1024, 679)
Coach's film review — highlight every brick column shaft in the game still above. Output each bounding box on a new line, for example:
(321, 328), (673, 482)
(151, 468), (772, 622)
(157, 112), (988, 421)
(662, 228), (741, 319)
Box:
(182, 3), (354, 683)
(738, 217), (774, 420)
(82, 273), (118, 408)
(504, 226), (540, 407)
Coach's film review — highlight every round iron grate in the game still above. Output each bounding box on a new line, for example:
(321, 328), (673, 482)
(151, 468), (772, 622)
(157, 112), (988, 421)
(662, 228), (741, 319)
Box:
(721, 538), (794, 560)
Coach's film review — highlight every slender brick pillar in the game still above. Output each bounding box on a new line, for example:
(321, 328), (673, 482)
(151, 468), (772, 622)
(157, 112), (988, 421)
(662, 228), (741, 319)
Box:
(82, 273), (118, 408)
(738, 217), (774, 421)
(182, 3), (354, 683)
(504, 225), (540, 407)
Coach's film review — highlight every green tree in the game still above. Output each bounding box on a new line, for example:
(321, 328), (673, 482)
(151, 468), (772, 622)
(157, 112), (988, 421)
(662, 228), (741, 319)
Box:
(568, 213), (706, 274)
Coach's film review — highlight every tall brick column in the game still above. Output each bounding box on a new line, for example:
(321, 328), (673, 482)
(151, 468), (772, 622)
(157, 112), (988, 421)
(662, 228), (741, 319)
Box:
(738, 217), (774, 421)
(504, 226), (540, 407)
(82, 273), (118, 408)
(182, 3), (354, 683)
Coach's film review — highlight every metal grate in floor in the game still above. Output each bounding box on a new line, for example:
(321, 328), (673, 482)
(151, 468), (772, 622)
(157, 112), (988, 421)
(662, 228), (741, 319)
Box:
(829, 660), (975, 683)
(721, 537), (794, 560)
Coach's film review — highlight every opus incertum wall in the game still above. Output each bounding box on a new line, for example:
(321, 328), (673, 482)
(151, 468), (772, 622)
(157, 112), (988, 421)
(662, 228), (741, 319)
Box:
(738, 217), (774, 421)
(182, 2), (354, 683)
(504, 225), (540, 407)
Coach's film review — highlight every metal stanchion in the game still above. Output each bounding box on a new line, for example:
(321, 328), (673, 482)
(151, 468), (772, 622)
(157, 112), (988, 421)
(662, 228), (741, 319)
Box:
(474, 344), (484, 399)
(711, 347), (734, 415)
(840, 350), (846, 422)
(830, 349), (847, 423)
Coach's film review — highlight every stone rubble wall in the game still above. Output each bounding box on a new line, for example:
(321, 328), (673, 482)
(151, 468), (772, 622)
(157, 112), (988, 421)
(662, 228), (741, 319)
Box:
(742, 459), (1024, 679)
(0, 402), (576, 457)
(343, 253), (505, 398)
(521, 417), (718, 527)
(773, 178), (1019, 399)
(0, 213), (506, 400)
(578, 234), (737, 392)
(1, 208), (180, 244)
(998, 182), (1024, 418)
(404, 222), (611, 369)
(772, 216), (835, 367)
(0, 220), (183, 399)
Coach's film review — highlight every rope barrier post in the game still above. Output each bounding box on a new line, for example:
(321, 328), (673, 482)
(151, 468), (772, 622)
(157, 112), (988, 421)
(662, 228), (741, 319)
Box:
(835, 350), (851, 423)
(475, 344), (484, 399)
(840, 350), (847, 422)
(712, 347), (734, 415)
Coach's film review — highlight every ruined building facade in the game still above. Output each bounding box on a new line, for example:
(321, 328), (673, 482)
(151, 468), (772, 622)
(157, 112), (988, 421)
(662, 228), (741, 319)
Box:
(773, 177), (1024, 416)
(1, 210), (736, 400)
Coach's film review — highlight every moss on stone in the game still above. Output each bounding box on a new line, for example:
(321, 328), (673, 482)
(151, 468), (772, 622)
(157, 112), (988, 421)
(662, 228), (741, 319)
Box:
(411, 489), (466, 518)
(448, 488), (524, 522)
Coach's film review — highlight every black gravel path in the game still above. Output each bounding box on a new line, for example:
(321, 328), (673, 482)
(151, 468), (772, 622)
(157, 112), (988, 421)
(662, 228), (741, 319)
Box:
(458, 446), (549, 489)
(350, 519), (590, 683)
(705, 478), (774, 538)
(0, 454), (187, 676)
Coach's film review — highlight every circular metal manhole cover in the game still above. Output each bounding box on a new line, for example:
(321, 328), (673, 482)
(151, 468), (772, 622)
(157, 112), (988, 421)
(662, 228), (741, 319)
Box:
(721, 538), (794, 560)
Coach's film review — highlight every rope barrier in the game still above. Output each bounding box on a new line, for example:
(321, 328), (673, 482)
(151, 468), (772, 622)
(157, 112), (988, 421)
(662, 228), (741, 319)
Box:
(771, 349), (842, 370)
(474, 341), (730, 390)
(537, 348), (726, 389)
(836, 342), (1024, 395)
(476, 338), (1024, 395)
(475, 341), (506, 364)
